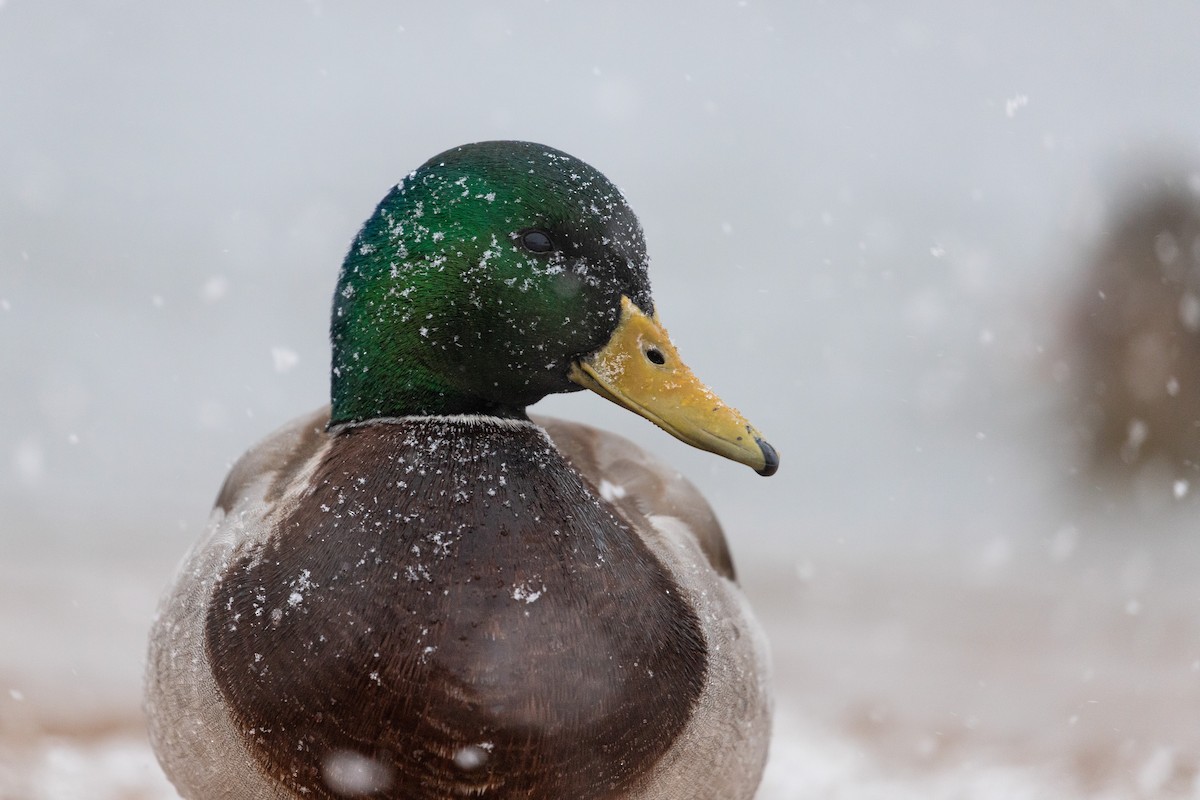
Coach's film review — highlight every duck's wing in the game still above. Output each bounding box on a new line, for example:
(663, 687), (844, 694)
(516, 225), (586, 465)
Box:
(213, 405), (332, 514)
(149, 406), (335, 800)
(532, 414), (737, 582)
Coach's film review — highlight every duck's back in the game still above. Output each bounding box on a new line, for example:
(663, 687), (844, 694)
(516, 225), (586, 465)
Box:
(146, 411), (769, 800)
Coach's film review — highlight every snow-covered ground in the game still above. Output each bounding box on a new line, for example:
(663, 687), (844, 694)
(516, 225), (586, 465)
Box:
(5, 2), (1200, 798)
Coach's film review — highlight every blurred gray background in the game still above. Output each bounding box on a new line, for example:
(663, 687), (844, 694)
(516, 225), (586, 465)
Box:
(4, 2), (1200, 798)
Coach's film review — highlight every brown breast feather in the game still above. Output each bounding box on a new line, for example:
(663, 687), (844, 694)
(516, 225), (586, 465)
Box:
(204, 417), (708, 799)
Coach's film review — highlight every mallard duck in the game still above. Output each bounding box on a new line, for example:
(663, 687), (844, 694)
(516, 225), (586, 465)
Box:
(145, 140), (778, 800)
(1071, 181), (1200, 488)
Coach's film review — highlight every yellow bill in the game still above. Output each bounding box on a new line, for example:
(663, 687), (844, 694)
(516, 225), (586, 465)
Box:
(569, 295), (779, 476)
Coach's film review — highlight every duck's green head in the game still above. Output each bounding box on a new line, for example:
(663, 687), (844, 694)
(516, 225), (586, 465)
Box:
(331, 140), (778, 476)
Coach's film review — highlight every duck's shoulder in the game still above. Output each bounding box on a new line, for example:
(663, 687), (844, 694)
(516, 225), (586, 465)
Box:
(213, 405), (333, 515)
(533, 414), (736, 582)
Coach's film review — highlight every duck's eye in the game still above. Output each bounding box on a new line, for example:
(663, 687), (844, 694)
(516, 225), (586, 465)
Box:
(520, 229), (555, 253)
(645, 347), (666, 365)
